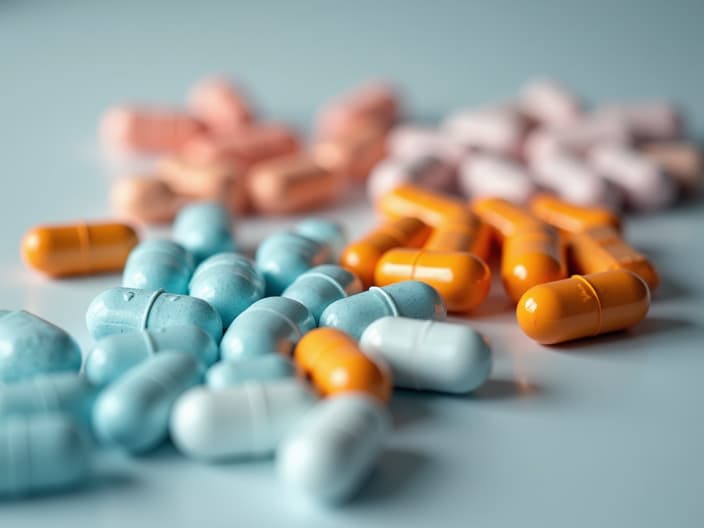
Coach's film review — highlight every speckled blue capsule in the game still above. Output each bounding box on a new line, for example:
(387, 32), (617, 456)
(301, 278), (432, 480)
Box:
(122, 239), (194, 294)
(0, 310), (82, 384)
(172, 202), (235, 264)
(294, 218), (346, 260)
(220, 297), (316, 361)
(86, 287), (223, 343)
(319, 280), (447, 340)
(206, 356), (295, 389)
(189, 252), (265, 327)
(92, 352), (203, 453)
(255, 232), (332, 296)
(84, 325), (218, 386)
(282, 265), (362, 324)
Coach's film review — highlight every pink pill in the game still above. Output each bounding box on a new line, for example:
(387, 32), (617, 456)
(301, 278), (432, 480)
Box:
(459, 154), (536, 204)
(367, 153), (457, 202)
(594, 101), (682, 142)
(519, 78), (582, 127)
(388, 126), (465, 165)
(442, 104), (527, 157)
(188, 76), (254, 135)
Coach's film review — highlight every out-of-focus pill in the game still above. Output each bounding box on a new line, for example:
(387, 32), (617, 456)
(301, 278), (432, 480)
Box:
(459, 154), (536, 204)
(84, 325), (218, 386)
(92, 352), (203, 453)
(388, 125), (465, 164)
(111, 176), (184, 224)
(0, 414), (93, 496)
(294, 218), (346, 260)
(340, 217), (430, 288)
(529, 193), (621, 233)
(471, 197), (543, 239)
(319, 280), (446, 340)
(519, 78), (582, 127)
(22, 222), (139, 277)
(172, 202), (235, 264)
(294, 328), (392, 401)
(206, 356), (295, 389)
(375, 249), (491, 313)
(277, 393), (390, 504)
(367, 154), (458, 202)
(122, 239), (194, 294)
(86, 287), (223, 342)
(595, 101), (681, 142)
(423, 214), (492, 261)
(282, 265), (362, 323)
(0, 310), (81, 383)
(170, 379), (316, 461)
(220, 297), (315, 361)
(443, 104), (526, 157)
(188, 76), (254, 135)
(360, 317), (492, 393)
(640, 141), (703, 191)
(377, 184), (470, 226)
(516, 269), (650, 344)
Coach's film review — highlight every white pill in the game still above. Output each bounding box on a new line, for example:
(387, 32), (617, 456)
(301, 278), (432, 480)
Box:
(367, 153), (457, 201)
(519, 78), (582, 127)
(459, 153), (536, 204)
(594, 101), (681, 142)
(388, 125), (465, 164)
(442, 104), (526, 157)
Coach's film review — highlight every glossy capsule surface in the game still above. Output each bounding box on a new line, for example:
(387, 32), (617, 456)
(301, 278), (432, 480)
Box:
(529, 194), (621, 233)
(122, 239), (194, 294)
(22, 222), (138, 277)
(517, 270), (650, 344)
(206, 355), (295, 389)
(423, 213), (492, 261)
(294, 218), (346, 260)
(172, 202), (235, 264)
(377, 183), (470, 226)
(471, 197), (543, 239)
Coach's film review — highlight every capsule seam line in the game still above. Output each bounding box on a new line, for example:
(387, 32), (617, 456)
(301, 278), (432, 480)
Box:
(572, 275), (602, 335)
(142, 330), (157, 356)
(141, 289), (165, 331)
(410, 249), (425, 280)
(369, 287), (400, 317)
(252, 306), (303, 340)
(77, 223), (92, 273)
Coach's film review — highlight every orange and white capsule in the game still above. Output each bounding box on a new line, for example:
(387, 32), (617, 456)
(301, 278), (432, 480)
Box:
(640, 141), (702, 192)
(111, 176), (185, 224)
(529, 194), (621, 234)
(188, 76), (254, 135)
(519, 78), (582, 127)
(22, 222), (139, 277)
(516, 269), (650, 344)
(377, 184), (469, 226)
(423, 214), (492, 262)
(471, 197), (543, 240)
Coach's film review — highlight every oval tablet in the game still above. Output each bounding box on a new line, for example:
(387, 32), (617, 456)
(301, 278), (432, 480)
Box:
(172, 202), (235, 264)
(122, 239), (194, 294)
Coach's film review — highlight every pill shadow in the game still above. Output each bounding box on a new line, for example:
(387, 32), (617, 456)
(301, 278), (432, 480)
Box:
(652, 273), (696, 302)
(389, 391), (433, 430)
(0, 472), (135, 503)
(472, 378), (543, 400)
(468, 290), (514, 319)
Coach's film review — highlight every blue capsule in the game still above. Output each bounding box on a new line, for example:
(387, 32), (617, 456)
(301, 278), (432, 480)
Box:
(255, 232), (332, 296)
(221, 297), (315, 361)
(84, 325), (218, 386)
(86, 287), (223, 343)
(294, 218), (346, 260)
(319, 280), (446, 340)
(282, 265), (362, 323)
(172, 202), (235, 264)
(92, 352), (203, 453)
(122, 239), (194, 294)
(206, 355), (295, 389)
(0, 310), (82, 383)
(189, 253), (265, 327)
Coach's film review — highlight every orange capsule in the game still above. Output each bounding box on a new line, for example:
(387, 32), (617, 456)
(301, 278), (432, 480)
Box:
(568, 225), (659, 290)
(340, 217), (431, 288)
(188, 76), (254, 135)
(294, 328), (392, 402)
(374, 249), (491, 312)
(378, 184), (470, 227)
(424, 213), (492, 261)
(110, 176), (184, 224)
(471, 197), (543, 239)
(22, 222), (139, 277)
(529, 193), (621, 234)
(516, 270), (650, 344)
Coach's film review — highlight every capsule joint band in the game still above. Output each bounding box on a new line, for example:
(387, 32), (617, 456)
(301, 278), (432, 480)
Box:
(572, 275), (603, 335)
(141, 289), (165, 331)
(369, 287), (400, 317)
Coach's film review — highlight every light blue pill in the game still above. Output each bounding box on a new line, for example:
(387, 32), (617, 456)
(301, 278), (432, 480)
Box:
(206, 356), (295, 389)
(189, 252), (265, 327)
(84, 325), (218, 386)
(86, 287), (223, 343)
(319, 280), (446, 340)
(294, 218), (346, 260)
(92, 352), (203, 453)
(256, 232), (332, 295)
(122, 239), (194, 294)
(282, 265), (362, 323)
(0, 414), (93, 496)
(0, 310), (82, 383)
(172, 202), (235, 264)
(220, 297), (315, 361)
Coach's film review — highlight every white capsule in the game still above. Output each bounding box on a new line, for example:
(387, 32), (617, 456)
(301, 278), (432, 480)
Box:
(459, 153), (536, 204)
(367, 153), (457, 202)
(442, 104), (526, 157)
(519, 78), (582, 127)
(276, 393), (389, 504)
(594, 101), (681, 142)
(388, 125), (465, 164)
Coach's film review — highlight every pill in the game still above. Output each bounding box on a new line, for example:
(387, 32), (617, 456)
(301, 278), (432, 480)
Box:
(293, 218), (346, 261)
(360, 317), (492, 393)
(0, 310), (81, 383)
(111, 176), (184, 224)
(340, 217), (431, 288)
(459, 153), (536, 204)
(86, 287), (223, 342)
(84, 325), (218, 386)
(256, 231), (332, 295)
(92, 352), (203, 453)
(442, 104), (526, 157)
(516, 269), (650, 344)
(529, 193), (621, 234)
(220, 297), (315, 361)
(22, 221), (139, 277)
(423, 214), (492, 261)
(206, 355), (295, 389)
(388, 125), (465, 164)
(172, 202), (235, 264)
(319, 280), (446, 340)
(277, 393), (390, 504)
(170, 379), (316, 461)
(247, 154), (344, 215)
(122, 239), (194, 294)
(188, 76), (254, 135)
(519, 78), (582, 127)
(0, 414), (93, 496)
(640, 141), (703, 191)
(282, 265), (363, 323)
(471, 197), (543, 239)
(594, 101), (681, 142)
(367, 153), (458, 202)
(378, 184), (470, 226)
(294, 328), (392, 401)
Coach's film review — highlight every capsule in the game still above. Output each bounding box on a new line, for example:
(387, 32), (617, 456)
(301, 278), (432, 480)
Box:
(388, 125), (465, 164)
(84, 325), (218, 386)
(378, 183), (472, 227)
(293, 218), (346, 260)
(0, 414), (93, 497)
(122, 239), (194, 294)
(517, 270), (650, 344)
(519, 78), (582, 127)
(0, 310), (81, 383)
(170, 379), (316, 461)
(92, 352), (203, 453)
(375, 249), (491, 313)
(220, 297), (315, 361)
(459, 154), (536, 204)
(282, 265), (363, 323)
(423, 214), (492, 261)
(189, 253), (265, 327)
(640, 141), (702, 191)
(188, 76), (254, 135)
(206, 356), (295, 389)
(256, 232), (332, 295)
(529, 193), (621, 234)
(111, 176), (184, 224)
(340, 217), (430, 288)
(22, 221), (139, 277)
(172, 202), (235, 264)
(595, 101), (681, 142)
(367, 153), (458, 202)
(319, 280), (446, 340)
(277, 394), (390, 504)
(568, 225), (659, 290)
(442, 104), (526, 157)
(86, 287), (223, 342)
(471, 197), (543, 239)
